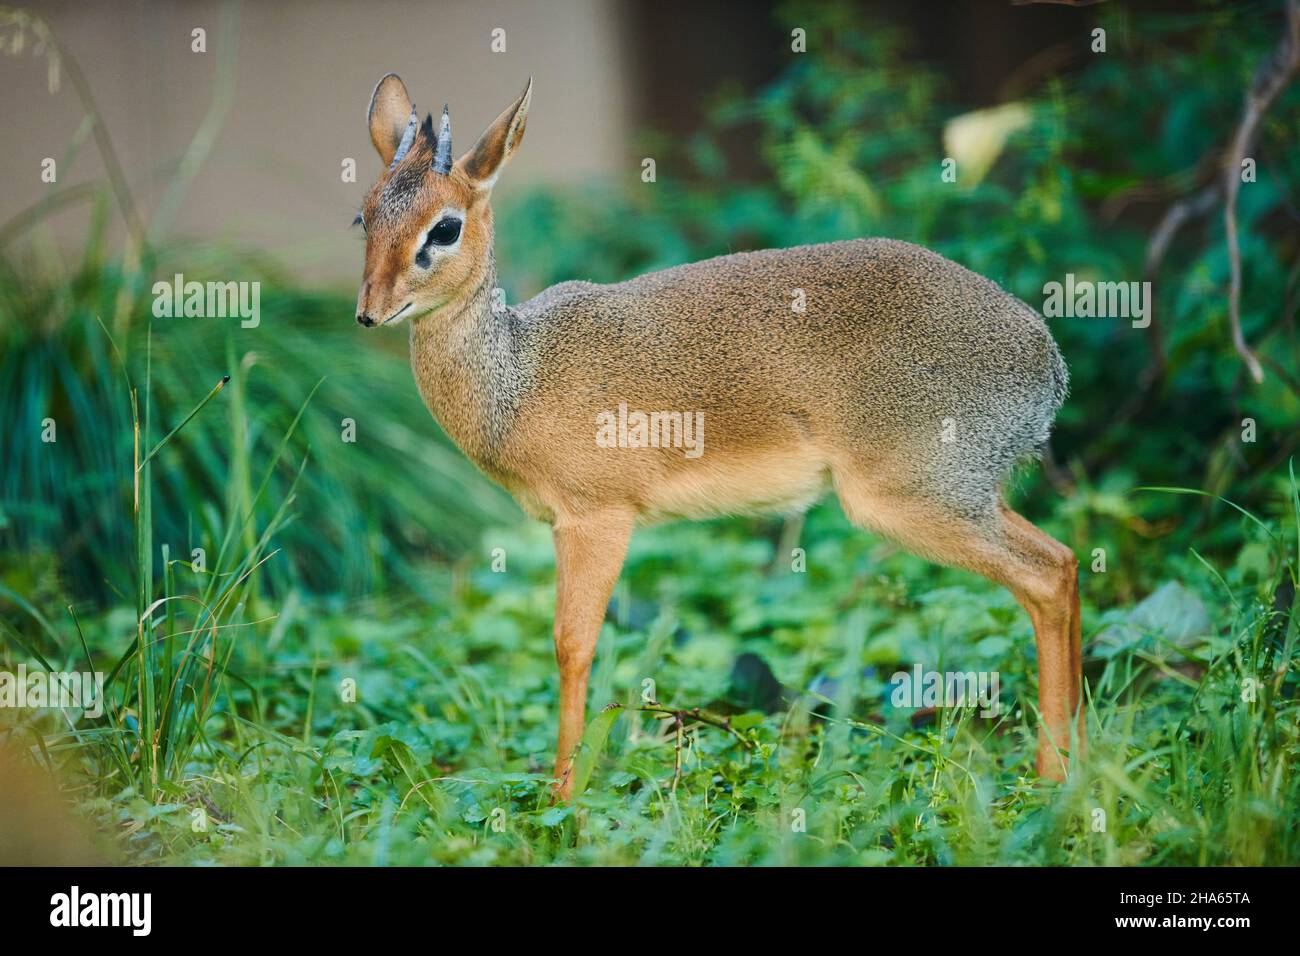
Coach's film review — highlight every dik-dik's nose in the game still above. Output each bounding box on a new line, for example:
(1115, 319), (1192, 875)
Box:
(356, 280), (375, 327)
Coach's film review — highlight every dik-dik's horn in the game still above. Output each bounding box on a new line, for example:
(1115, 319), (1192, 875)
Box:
(433, 105), (452, 175)
(388, 106), (419, 171)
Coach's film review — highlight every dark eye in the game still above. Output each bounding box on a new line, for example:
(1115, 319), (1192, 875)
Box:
(425, 217), (462, 247)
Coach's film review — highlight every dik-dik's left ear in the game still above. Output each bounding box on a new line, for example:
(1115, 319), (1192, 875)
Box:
(458, 78), (532, 192)
(368, 73), (417, 167)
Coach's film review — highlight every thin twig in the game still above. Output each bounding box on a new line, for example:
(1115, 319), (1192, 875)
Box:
(633, 701), (757, 750)
(1224, 0), (1300, 384)
(671, 714), (684, 793)
(1089, 1), (1300, 462)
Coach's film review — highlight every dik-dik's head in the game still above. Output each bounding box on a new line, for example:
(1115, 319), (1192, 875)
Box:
(355, 74), (531, 327)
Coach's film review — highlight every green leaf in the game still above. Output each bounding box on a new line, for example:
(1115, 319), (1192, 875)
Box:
(728, 712), (766, 731)
(537, 805), (572, 827)
(567, 704), (623, 798)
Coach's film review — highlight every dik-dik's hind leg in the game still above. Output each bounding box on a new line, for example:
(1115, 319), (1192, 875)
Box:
(835, 475), (1083, 780)
(1001, 506), (1085, 771)
(550, 508), (634, 801)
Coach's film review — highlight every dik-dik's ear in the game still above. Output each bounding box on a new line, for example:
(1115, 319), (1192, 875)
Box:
(368, 73), (415, 166)
(458, 78), (532, 192)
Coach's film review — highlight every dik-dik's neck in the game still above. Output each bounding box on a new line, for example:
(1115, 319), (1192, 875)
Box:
(408, 256), (527, 467)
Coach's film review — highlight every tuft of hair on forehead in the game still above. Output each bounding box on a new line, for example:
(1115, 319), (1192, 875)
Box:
(372, 114), (438, 221)
(418, 112), (435, 152)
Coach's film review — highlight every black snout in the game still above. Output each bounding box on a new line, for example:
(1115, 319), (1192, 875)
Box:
(357, 313), (376, 327)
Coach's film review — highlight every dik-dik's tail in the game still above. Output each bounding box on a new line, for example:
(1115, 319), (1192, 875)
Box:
(1027, 322), (1069, 464)
(1047, 335), (1070, 414)
(982, 300), (1069, 482)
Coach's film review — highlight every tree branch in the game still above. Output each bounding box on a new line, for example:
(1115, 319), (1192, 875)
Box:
(1223, 0), (1300, 384)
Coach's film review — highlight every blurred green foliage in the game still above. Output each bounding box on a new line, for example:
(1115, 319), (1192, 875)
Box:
(0, 236), (518, 604)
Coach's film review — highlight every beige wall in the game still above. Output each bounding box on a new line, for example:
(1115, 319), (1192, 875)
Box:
(0, 0), (635, 284)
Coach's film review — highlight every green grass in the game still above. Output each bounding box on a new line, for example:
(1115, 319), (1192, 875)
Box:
(5, 420), (1297, 864)
(1, 280), (1297, 865)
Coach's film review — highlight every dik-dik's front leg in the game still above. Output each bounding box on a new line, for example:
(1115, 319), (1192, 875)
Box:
(550, 508), (634, 801)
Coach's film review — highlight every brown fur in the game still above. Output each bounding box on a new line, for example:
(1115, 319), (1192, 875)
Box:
(357, 76), (1084, 797)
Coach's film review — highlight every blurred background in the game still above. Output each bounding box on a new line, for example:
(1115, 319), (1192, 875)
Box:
(1, 0), (1298, 866)
(2, 0), (1108, 283)
(4, 0), (1296, 601)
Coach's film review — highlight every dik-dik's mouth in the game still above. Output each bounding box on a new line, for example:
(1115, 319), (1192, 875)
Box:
(380, 301), (413, 326)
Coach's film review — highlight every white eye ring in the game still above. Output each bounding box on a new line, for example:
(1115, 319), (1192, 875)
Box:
(413, 207), (465, 266)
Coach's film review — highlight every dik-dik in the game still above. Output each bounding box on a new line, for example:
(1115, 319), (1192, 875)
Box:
(355, 75), (1084, 798)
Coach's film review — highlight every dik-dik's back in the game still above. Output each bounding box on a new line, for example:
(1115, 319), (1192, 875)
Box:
(489, 237), (1067, 524)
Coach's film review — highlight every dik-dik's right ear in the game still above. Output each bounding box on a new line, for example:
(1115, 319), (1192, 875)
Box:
(458, 78), (532, 192)
(368, 73), (416, 167)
